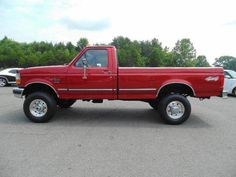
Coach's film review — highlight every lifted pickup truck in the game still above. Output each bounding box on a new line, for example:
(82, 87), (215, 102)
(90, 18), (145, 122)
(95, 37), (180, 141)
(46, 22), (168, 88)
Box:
(13, 46), (226, 124)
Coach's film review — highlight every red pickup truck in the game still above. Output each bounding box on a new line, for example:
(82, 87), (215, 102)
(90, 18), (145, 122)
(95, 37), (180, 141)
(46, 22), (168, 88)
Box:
(13, 46), (226, 124)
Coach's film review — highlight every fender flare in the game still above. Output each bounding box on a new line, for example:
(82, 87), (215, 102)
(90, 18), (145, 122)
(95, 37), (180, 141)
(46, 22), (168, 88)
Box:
(24, 81), (59, 98)
(156, 81), (196, 97)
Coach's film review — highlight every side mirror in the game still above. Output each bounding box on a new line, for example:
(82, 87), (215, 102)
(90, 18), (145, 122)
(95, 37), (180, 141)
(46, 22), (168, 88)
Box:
(225, 75), (231, 79)
(82, 58), (88, 66)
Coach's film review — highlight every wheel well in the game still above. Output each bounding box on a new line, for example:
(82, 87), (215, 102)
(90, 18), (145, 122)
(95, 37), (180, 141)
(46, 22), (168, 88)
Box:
(23, 83), (58, 99)
(157, 83), (195, 98)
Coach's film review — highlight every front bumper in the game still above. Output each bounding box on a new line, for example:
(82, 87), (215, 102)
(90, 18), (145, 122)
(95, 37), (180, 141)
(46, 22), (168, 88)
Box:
(13, 87), (24, 98)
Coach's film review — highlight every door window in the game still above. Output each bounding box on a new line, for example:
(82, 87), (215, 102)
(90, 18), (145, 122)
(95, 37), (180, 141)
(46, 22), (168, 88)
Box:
(75, 50), (108, 68)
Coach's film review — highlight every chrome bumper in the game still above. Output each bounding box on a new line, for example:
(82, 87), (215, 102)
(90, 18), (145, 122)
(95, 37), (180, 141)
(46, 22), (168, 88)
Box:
(13, 87), (24, 98)
(222, 90), (228, 99)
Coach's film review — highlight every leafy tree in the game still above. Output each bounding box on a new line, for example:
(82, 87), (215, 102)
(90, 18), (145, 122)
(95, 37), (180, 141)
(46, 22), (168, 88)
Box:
(111, 36), (131, 49)
(194, 55), (210, 67)
(40, 50), (55, 66)
(111, 36), (144, 66)
(76, 38), (89, 51)
(0, 37), (22, 67)
(140, 39), (163, 66)
(172, 38), (196, 67)
(66, 42), (75, 51)
(213, 56), (236, 70)
(0, 36), (230, 69)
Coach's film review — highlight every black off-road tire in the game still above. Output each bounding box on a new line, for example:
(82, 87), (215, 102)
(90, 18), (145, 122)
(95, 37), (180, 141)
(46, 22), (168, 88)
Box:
(23, 92), (57, 123)
(159, 94), (191, 125)
(57, 99), (76, 108)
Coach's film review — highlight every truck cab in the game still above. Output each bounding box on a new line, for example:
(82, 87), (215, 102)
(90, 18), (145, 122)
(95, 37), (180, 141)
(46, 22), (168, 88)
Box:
(65, 46), (118, 100)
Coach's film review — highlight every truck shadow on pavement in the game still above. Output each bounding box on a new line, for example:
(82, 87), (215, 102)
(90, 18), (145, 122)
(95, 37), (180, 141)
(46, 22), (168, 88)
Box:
(0, 107), (211, 129)
(52, 107), (211, 129)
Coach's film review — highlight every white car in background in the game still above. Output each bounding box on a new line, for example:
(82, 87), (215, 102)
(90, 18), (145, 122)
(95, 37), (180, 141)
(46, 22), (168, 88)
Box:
(0, 68), (23, 87)
(224, 69), (236, 96)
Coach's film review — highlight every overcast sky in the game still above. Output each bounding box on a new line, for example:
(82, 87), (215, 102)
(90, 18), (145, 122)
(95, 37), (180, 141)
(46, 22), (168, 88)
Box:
(1, 0), (236, 64)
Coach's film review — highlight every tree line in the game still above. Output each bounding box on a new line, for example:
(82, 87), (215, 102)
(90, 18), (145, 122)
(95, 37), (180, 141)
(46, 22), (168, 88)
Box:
(0, 36), (235, 70)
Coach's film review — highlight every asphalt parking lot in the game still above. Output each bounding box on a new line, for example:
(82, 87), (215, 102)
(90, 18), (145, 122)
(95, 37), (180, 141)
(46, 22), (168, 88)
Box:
(0, 87), (236, 177)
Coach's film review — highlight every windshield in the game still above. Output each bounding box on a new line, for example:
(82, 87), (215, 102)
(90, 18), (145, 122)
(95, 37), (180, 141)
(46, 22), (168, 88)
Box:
(228, 70), (236, 78)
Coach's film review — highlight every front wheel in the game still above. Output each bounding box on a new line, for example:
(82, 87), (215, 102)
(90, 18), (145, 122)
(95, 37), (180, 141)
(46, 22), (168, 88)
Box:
(23, 92), (57, 123)
(159, 94), (191, 125)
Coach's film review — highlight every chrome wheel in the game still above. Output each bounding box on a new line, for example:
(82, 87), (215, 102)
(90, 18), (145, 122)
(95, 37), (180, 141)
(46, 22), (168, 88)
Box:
(0, 78), (7, 87)
(29, 99), (48, 118)
(166, 101), (185, 119)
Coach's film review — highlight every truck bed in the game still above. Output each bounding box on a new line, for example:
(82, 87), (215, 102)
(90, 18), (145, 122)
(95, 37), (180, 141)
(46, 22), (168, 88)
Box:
(118, 67), (224, 99)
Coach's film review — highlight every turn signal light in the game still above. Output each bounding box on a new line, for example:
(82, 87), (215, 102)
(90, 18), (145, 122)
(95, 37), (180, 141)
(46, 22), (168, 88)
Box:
(16, 73), (21, 85)
(16, 79), (21, 85)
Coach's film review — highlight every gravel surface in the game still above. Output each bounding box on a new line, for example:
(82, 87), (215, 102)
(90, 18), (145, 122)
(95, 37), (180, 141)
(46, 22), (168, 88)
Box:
(0, 87), (236, 177)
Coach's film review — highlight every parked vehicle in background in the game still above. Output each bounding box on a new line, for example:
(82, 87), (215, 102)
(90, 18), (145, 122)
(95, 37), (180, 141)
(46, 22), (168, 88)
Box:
(13, 46), (225, 125)
(224, 69), (236, 96)
(0, 68), (23, 87)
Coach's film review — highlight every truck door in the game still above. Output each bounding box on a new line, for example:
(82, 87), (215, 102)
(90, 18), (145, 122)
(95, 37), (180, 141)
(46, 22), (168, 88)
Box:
(66, 48), (117, 99)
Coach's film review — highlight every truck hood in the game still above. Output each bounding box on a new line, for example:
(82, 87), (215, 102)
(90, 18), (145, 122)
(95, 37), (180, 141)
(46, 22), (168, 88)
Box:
(20, 65), (68, 75)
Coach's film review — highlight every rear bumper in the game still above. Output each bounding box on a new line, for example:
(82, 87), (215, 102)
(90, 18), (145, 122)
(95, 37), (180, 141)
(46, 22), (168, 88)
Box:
(13, 87), (24, 98)
(221, 90), (228, 99)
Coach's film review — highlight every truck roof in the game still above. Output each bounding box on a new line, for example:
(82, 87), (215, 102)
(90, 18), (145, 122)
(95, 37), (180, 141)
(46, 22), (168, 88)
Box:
(86, 45), (116, 49)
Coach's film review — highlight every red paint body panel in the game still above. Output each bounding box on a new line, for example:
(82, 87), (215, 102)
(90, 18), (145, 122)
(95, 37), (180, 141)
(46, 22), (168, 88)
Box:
(118, 67), (224, 99)
(18, 46), (224, 100)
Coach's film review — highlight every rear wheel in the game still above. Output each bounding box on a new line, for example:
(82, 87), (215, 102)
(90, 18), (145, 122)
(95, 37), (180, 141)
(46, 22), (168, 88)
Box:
(23, 92), (57, 123)
(159, 94), (191, 125)
(57, 99), (76, 108)
(0, 78), (7, 87)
